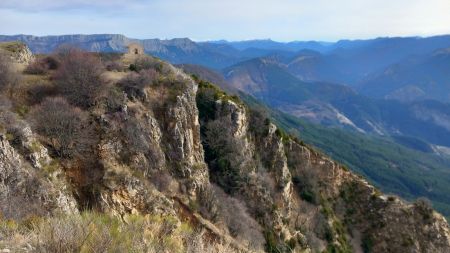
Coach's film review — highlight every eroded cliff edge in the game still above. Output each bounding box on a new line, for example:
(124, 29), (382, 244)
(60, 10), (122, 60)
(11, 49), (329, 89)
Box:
(0, 45), (449, 252)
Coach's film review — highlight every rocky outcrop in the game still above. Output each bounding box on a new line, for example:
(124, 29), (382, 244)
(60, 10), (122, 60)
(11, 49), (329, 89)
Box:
(0, 41), (34, 64)
(1, 50), (449, 252)
(0, 132), (77, 219)
(94, 61), (210, 219)
(197, 80), (450, 252)
(90, 61), (254, 252)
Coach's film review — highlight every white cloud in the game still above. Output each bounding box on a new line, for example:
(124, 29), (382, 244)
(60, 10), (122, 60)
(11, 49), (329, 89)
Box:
(1, 0), (449, 41)
(0, 0), (145, 11)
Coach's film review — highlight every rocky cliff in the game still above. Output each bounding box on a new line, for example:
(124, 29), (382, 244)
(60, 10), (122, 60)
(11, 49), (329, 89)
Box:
(0, 47), (449, 252)
(0, 41), (34, 65)
(195, 79), (450, 252)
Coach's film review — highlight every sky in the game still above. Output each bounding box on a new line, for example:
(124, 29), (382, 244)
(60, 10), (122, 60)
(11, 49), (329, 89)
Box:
(1, 0), (450, 42)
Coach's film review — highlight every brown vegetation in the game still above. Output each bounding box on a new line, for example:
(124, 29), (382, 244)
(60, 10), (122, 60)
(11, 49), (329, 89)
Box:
(29, 97), (90, 158)
(118, 69), (159, 100)
(0, 212), (238, 253)
(0, 52), (20, 95)
(24, 56), (59, 75)
(53, 48), (106, 107)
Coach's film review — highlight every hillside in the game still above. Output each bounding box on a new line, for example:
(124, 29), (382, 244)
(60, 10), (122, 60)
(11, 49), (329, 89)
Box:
(1, 44), (450, 252)
(357, 48), (450, 102)
(221, 56), (450, 148)
(182, 62), (450, 218)
(181, 60), (450, 217)
(240, 94), (450, 217)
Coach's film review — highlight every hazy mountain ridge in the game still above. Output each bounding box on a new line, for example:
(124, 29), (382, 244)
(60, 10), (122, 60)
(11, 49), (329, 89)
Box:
(3, 33), (450, 73)
(357, 47), (450, 102)
(206, 39), (332, 52)
(0, 34), (257, 69)
(221, 56), (450, 148)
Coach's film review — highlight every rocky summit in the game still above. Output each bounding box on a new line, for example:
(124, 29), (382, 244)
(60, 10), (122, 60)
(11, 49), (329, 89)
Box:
(0, 43), (449, 253)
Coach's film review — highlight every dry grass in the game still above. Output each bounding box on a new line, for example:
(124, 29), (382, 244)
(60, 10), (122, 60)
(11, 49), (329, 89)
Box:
(102, 71), (128, 83)
(0, 212), (241, 253)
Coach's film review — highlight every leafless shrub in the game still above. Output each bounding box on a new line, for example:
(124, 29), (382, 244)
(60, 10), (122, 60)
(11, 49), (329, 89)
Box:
(43, 56), (60, 70)
(24, 60), (47, 75)
(0, 94), (12, 110)
(105, 61), (125, 72)
(0, 181), (48, 221)
(24, 56), (60, 75)
(219, 189), (265, 251)
(0, 52), (20, 95)
(129, 55), (163, 72)
(414, 197), (433, 220)
(0, 101), (29, 144)
(186, 231), (237, 253)
(53, 47), (106, 108)
(33, 215), (89, 253)
(29, 97), (89, 158)
(198, 185), (221, 222)
(54, 44), (79, 59)
(103, 85), (127, 112)
(118, 116), (165, 174)
(199, 185), (265, 251)
(118, 69), (159, 100)
(150, 170), (173, 192)
(26, 83), (58, 105)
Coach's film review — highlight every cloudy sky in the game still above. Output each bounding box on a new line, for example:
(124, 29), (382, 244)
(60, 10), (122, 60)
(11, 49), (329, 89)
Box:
(1, 0), (449, 41)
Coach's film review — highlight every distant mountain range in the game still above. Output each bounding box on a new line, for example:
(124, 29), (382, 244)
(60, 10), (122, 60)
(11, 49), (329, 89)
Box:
(181, 59), (450, 149)
(206, 39), (333, 52)
(2, 34), (450, 72)
(0, 34), (257, 69)
(3, 33), (450, 146)
(357, 48), (450, 102)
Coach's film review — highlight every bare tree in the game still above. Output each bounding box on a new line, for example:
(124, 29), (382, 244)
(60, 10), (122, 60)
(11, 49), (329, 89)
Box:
(53, 48), (105, 108)
(29, 97), (88, 158)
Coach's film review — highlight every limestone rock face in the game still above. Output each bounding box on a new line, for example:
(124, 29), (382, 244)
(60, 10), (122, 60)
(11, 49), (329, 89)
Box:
(215, 99), (248, 138)
(199, 83), (450, 252)
(98, 170), (176, 217)
(1, 54), (449, 252)
(14, 44), (34, 64)
(164, 69), (206, 175)
(95, 62), (209, 220)
(207, 97), (297, 244)
(16, 125), (51, 170)
(0, 41), (34, 64)
(0, 133), (77, 219)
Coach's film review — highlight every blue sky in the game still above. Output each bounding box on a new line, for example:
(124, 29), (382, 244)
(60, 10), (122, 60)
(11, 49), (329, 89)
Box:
(1, 0), (449, 41)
